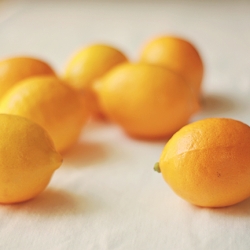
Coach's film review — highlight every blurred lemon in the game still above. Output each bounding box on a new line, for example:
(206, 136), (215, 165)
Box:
(139, 36), (204, 99)
(94, 62), (199, 139)
(64, 44), (128, 118)
(0, 114), (62, 204)
(0, 56), (55, 99)
(0, 76), (89, 153)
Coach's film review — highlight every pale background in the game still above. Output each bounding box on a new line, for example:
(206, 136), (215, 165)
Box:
(0, 1), (250, 249)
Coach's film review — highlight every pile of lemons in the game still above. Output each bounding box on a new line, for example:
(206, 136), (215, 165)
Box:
(0, 35), (249, 208)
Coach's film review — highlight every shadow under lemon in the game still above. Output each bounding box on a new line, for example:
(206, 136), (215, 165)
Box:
(63, 141), (108, 168)
(195, 196), (250, 217)
(200, 92), (239, 115)
(210, 196), (250, 217)
(4, 188), (99, 216)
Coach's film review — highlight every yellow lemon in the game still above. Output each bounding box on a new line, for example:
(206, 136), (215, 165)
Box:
(140, 36), (204, 99)
(0, 56), (55, 99)
(94, 62), (199, 139)
(64, 44), (128, 118)
(0, 114), (62, 204)
(0, 76), (89, 153)
(155, 118), (250, 208)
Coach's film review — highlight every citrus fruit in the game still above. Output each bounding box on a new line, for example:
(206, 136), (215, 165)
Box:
(139, 36), (204, 98)
(0, 76), (89, 153)
(94, 62), (199, 139)
(63, 44), (128, 118)
(0, 56), (55, 99)
(64, 44), (128, 90)
(0, 114), (62, 204)
(155, 118), (250, 208)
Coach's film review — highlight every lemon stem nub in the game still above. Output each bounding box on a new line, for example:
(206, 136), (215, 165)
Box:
(154, 162), (161, 173)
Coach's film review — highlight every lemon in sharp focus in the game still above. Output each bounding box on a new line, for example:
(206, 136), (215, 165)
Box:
(155, 118), (250, 208)
(0, 114), (62, 204)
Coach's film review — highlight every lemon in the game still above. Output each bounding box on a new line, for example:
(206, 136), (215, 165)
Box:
(156, 118), (250, 208)
(0, 56), (55, 99)
(64, 44), (128, 90)
(94, 62), (199, 139)
(64, 44), (128, 118)
(0, 114), (62, 204)
(140, 36), (204, 99)
(0, 76), (90, 153)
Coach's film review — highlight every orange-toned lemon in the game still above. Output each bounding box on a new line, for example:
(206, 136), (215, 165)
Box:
(0, 114), (62, 204)
(0, 56), (55, 99)
(140, 36), (204, 98)
(63, 44), (128, 118)
(155, 118), (250, 208)
(0, 76), (89, 153)
(94, 62), (199, 139)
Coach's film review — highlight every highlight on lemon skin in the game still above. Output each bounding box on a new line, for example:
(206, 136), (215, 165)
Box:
(0, 114), (62, 204)
(0, 75), (90, 154)
(94, 62), (199, 139)
(139, 35), (204, 99)
(0, 56), (55, 99)
(63, 43), (128, 118)
(155, 117), (250, 208)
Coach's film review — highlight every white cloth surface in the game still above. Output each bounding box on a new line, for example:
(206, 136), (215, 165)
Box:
(0, 1), (250, 249)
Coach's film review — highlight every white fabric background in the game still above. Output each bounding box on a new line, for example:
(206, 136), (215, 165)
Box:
(0, 1), (250, 249)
